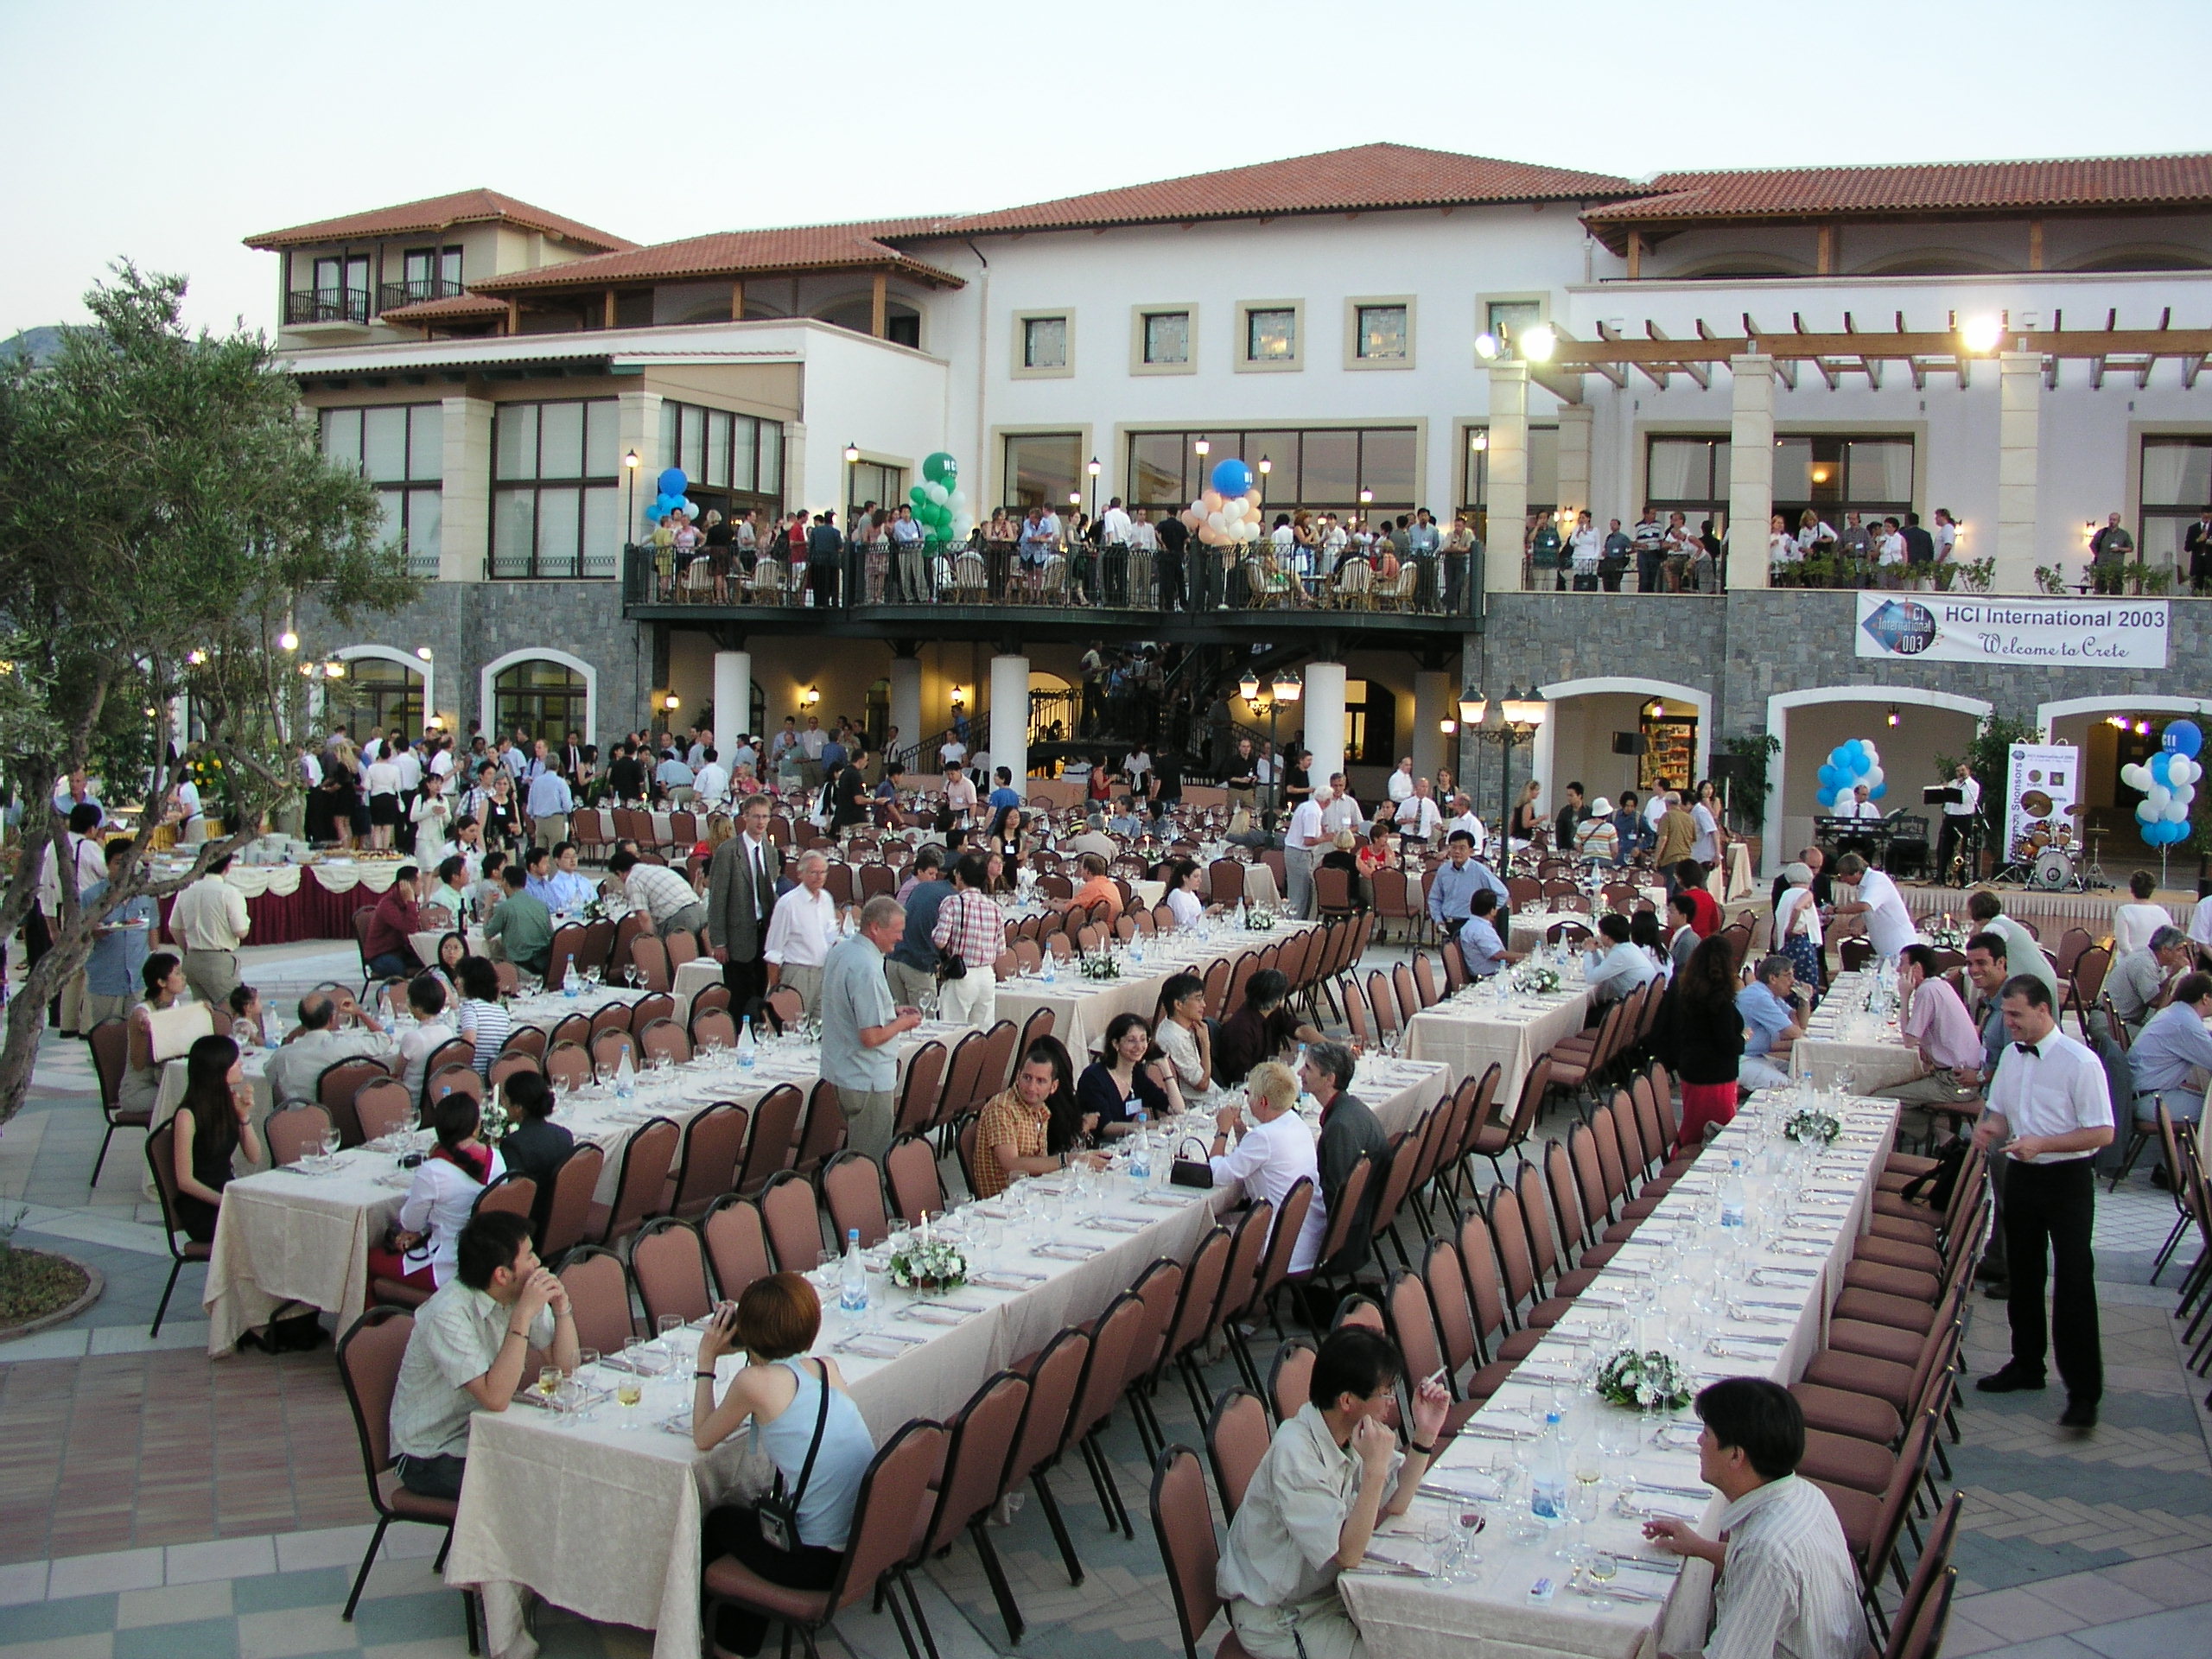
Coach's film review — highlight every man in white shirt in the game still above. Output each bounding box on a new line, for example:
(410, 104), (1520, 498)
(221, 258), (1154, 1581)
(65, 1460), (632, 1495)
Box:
(1641, 1379), (1863, 1659)
(264, 990), (390, 1109)
(797, 716), (828, 790)
(762, 850), (840, 1014)
(1584, 913), (1657, 1006)
(1443, 794), (1485, 849)
(1963, 891), (2061, 1007)
(1282, 785), (1328, 920)
(2190, 881), (2212, 950)
(1643, 786), (1671, 836)
(938, 733), (969, 771)
(1319, 774), (1365, 840)
(392, 741), (424, 801)
(1385, 758), (1415, 804)
(1973, 975), (2113, 1427)
(691, 748), (731, 809)
(1829, 854), (1916, 962)
(1837, 784), (1883, 822)
(1098, 497), (1134, 605)
(1935, 762), (1981, 879)
(169, 853), (253, 1009)
(1204, 1063), (1328, 1273)
(1393, 779), (1443, 849)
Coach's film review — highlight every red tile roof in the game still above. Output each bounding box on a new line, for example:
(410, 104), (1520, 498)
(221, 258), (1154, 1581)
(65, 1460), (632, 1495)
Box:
(1584, 152), (2212, 247)
(923, 143), (1637, 235)
(245, 189), (634, 252)
(378, 293), (512, 324)
(468, 220), (966, 295)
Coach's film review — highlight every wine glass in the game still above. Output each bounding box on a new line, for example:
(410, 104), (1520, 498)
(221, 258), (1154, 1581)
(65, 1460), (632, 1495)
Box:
(1582, 1549), (1618, 1610)
(657, 1313), (684, 1351)
(616, 1340), (648, 1426)
(537, 1364), (563, 1402)
(1452, 1497), (1486, 1576)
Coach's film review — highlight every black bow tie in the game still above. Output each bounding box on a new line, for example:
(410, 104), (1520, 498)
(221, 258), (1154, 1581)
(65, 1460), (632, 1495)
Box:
(2013, 1041), (2040, 1057)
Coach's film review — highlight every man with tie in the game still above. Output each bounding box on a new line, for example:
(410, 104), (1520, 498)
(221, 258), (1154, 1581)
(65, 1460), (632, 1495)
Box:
(1973, 974), (2113, 1429)
(705, 794), (785, 1017)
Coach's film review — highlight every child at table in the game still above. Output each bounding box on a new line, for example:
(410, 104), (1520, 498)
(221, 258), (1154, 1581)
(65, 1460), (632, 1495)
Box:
(368, 1094), (503, 1295)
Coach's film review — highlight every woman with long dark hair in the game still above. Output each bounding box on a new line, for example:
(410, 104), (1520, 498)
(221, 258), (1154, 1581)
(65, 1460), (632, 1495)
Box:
(1661, 932), (1745, 1150)
(170, 1033), (262, 1243)
(368, 1093), (504, 1294)
(1076, 1012), (1183, 1137)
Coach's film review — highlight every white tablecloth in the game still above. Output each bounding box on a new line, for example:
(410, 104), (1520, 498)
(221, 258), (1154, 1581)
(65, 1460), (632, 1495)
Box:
(1341, 1093), (1899, 1659)
(994, 921), (1313, 1058)
(1405, 983), (1595, 1106)
(1130, 862), (1285, 912)
(1795, 972), (1920, 1094)
(202, 1143), (411, 1354)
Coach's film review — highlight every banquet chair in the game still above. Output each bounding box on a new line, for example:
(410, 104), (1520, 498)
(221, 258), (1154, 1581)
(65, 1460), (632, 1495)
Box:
(819, 1150), (891, 1249)
(688, 1007), (737, 1054)
(486, 1052), (540, 1096)
(1442, 1064), (1503, 1205)
(351, 908), (383, 999)
(86, 1019), (143, 1187)
(1412, 952), (1441, 1008)
(1267, 1337), (1318, 1427)
(589, 1029), (636, 1079)
(333, 1308), (481, 1649)
(628, 937), (672, 995)
(549, 1012), (594, 1051)
(1207, 1201), (1278, 1394)
(1812, 1410), (1941, 1637)
(1046, 1293), (1149, 1543)
(884, 1134), (944, 1224)
(543, 928), (582, 994)
(1204, 1388), (1271, 1522)
(144, 1122), (212, 1337)
(1425, 1235), (1516, 1402)
(736, 1084), (805, 1198)
(628, 992), (676, 1034)
(892, 1040), (948, 1139)
(702, 1194), (772, 1302)
(760, 1169), (827, 1270)
(670, 1103), (749, 1220)
(936, 1030), (992, 1128)
(585, 1116), (678, 1247)
(470, 1173), (537, 1229)
(1159, 1224), (1235, 1424)
(637, 1019), (691, 1067)
(1243, 1176), (1315, 1351)
(354, 1077), (416, 1142)
(544, 1042), (593, 1092)
(317, 1056), (391, 1148)
(1391, 962), (1421, 1027)
(419, 1039), (476, 1106)
(1382, 1269), (1485, 1442)
(632, 1217), (714, 1327)
(1116, 1256), (1187, 1460)
(701, 1420), (944, 1659)
(265, 1104), (335, 1167)
(1148, 1446), (1255, 1659)
(1373, 868), (1419, 944)
(764, 985), (804, 1034)
(1284, 1154), (1371, 1315)
(426, 1066), (482, 1108)
(910, 1370), (1033, 1643)
(1360, 1127), (1424, 1274)
(1004, 1325), (1093, 1585)
(791, 1081), (847, 1182)
(537, 1146), (606, 1260)
(1446, 1218), (1522, 1382)
(1363, 970), (1402, 1047)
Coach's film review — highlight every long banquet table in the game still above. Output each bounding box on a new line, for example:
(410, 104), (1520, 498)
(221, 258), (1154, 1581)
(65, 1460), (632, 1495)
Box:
(444, 1058), (1451, 1659)
(1339, 1089), (1901, 1659)
(1404, 976), (1595, 1108)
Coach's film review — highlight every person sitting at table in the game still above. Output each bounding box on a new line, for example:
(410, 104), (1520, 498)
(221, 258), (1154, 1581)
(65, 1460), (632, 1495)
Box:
(693, 1273), (881, 1657)
(1961, 891), (2059, 1007)
(388, 1210), (576, 1501)
(1303, 1042), (1389, 1282)
(420, 930), (469, 1001)
(494, 1071), (571, 1231)
(120, 953), (190, 1118)
(1660, 934), (1746, 1149)
(1675, 860), (1721, 937)
(362, 866), (427, 981)
(1666, 892), (1702, 976)
(483, 862), (553, 978)
(1873, 944), (1987, 1123)
(397, 975), (458, 1103)
(370, 1093), (505, 1296)
(1630, 909), (1673, 980)
(543, 841), (595, 912)
(168, 1033), (264, 1244)
(1641, 1378), (1862, 1659)
(1319, 828), (1363, 902)
(1736, 954), (1807, 1090)
(264, 988), (389, 1109)
(1215, 1325), (1450, 1659)
(972, 1046), (1111, 1198)
(1077, 1012), (1185, 1138)
(226, 983), (264, 1047)
(1354, 820), (1395, 908)
(465, 851), (507, 925)
(1206, 1061), (1330, 1274)
(1154, 972), (1213, 1093)
(1160, 858), (1215, 930)
(1584, 912), (1656, 1007)
(1455, 889), (1517, 980)
(421, 856), (468, 929)
(2108, 925), (2191, 1033)
(453, 957), (512, 1077)
(1215, 969), (1324, 1084)
(1070, 852), (1122, 920)
(2126, 971), (2212, 1134)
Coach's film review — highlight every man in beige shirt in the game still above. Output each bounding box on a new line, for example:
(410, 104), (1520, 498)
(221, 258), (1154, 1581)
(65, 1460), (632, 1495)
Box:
(1653, 791), (1698, 868)
(168, 854), (251, 1007)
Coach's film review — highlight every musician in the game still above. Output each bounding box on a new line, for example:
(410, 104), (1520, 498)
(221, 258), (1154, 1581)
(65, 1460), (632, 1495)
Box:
(1835, 784), (1884, 823)
(1936, 763), (1981, 881)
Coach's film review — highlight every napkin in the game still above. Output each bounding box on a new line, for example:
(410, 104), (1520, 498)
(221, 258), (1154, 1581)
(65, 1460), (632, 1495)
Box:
(898, 1304), (978, 1325)
(1035, 1241), (1103, 1261)
(833, 1334), (919, 1358)
(1084, 1215), (1149, 1234)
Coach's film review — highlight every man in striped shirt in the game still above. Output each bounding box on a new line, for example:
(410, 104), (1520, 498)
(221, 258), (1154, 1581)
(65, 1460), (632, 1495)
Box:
(609, 850), (707, 939)
(1643, 1378), (1861, 1659)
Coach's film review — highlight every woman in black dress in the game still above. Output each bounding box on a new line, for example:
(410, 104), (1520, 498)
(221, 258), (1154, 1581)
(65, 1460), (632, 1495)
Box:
(170, 1033), (263, 1243)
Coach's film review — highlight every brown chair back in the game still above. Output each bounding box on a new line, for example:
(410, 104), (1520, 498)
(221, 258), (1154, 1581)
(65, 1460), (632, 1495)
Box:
(792, 1080), (848, 1179)
(629, 992), (676, 1033)
(632, 1218), (714, 1326)
(426, 1065), (483, 1106)
(1159, 1225), (1232, 1378)
(600, 1117), (680, 1243)
(938, 1029), (992, 1125)
(354, 1077), (416, 1141)
(318, 1056), (390, 1145)
(1304, 1154), (1371, 1276)
(920, 1370), (1031, 1560)
(1007, 1326), (1090, 1487)
(1065, 1292), (1147, 1450)
(88, 1019), (131, 1112)
(1211, 1198), (1276, 1331)
(1204, 1388), (1271, 1521)
(1423, 1235), (1484, 1374)
(557, 1245), (636, 1353)
(737, 1084), (805, 1196)
(1384, 1268), (1447, 1386)
(760, 1170), (826, 1270)
(266, 1104), (334, 1166)
(885, 1134), (944, 1223)
(821, 1151), (890, 1248)
(487, 1052), (542, 1096)
(1455, 1205), (1510, 1343)
(589, 1002), (632, 1042)
(1150, 1447), (1230, 1659)
(589, 1029), (637, 1080)
(637, 1019), (691, 1066)
(473, 1172), (537, 1224)
(702, 1193), (772, 1301)
(690, 1008), (738, 1052)
(1268, 1336), (1317, 1426)
(539, 1144), (606, 1259)
(629, 934), (671, 994)
(334, 1306), (413, 1492)
(764, 985), (804, 1033)
(671, 1103), (749, 1219)
(545, 1042), (593, 1091)
(1251, 1176), (1314, 1314)
(893, 1039), (948, 1136)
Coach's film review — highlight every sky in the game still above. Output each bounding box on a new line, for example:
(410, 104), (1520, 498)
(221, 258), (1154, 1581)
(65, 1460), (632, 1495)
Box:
(7, 0), (2212, 340)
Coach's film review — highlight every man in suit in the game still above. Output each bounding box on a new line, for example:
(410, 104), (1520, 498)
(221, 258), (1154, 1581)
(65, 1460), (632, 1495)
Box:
(705, 793), (784, 1016)
(2184, 509), (2212, 597)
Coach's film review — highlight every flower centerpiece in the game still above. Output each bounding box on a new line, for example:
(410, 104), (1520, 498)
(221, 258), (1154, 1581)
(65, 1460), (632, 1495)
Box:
(1246, 908), (1275, 932)
(1784, 1107), (1842, 1147)
(1593, 1346), (1695, 1412)
(1079, 953), (1122, 982)
(477, 1099), (512, 1145)
(1510, 963), (1561, 996)
(579, 896), (612, 925)
(887, 1230), (969, 1294)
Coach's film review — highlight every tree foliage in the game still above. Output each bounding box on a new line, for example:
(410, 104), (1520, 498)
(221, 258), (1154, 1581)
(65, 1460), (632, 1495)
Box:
(0, 264), (417, 1127)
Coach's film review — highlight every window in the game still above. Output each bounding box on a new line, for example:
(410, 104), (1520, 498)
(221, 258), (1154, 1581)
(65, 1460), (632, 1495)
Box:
(322, 404), (443, 577)
(1142, 310), (1189, 365)
(294, 252), (371, 324)
(1643, 435), (1732, 523)
(1014, 313), (1071, 377)
(493, 660), (588, 744)
(2142, 436), (2212, 568)
(385, 245), (463, 312)
(847, 460), (907, 526)
(1772, 435), (1915, 524)
(1242, 304), (1299, 367)
(1350, 301), (1412, 366)
(1459, 424), (1560, 539)
(656, 400), (786, 528)
(324, 655), (423, 741)
(490, 398), (620, 579)
(1002, 433), (1083, 512)
(1484, 298), (1545, 347)
(814, 294), (923, 347)
(1342, 679), (1400, 767)
(1123, 427), (1419, 518)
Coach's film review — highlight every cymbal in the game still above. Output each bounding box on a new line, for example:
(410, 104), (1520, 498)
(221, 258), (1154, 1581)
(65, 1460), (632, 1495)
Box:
(2064, 803), (2089, 815)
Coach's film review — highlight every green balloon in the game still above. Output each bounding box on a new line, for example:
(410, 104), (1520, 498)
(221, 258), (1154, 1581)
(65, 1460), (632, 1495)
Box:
(922, 452), (958, 487)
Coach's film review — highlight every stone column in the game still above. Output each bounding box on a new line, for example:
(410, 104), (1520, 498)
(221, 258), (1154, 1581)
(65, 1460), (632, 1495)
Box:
(1303, 664), (1349, 798)
(713, 651), (752, 753)
(988, 654), (1030, 785)
(1997, 352), (2042, 594)
(1410, 670), (1452, 787)
(890, 656), (923, 764)
(1726, 355), (1775, 589)
(1483, 365), (1529, 593)
(440, 395), (492, 583)
(1554, 404), (1593, 525)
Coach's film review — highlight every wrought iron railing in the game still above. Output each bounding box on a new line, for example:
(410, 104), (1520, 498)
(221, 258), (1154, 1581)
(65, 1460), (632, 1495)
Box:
(284, 287), (371, 326)
(377, 276), (468, 314)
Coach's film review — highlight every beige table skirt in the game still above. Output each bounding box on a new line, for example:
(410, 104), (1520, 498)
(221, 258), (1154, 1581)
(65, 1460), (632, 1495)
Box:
(1405, 988), (1594, 1107)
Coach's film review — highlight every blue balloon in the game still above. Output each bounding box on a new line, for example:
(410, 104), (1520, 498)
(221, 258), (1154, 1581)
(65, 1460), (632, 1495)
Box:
(2165, 719), (2204, 759)
(1815, 788), (1836, 808)
(1210, 459), (1254, 499)
(658, 467), (688, 499)
(2151, 752), (2173, 787)
(1870, 783), (1887, 800)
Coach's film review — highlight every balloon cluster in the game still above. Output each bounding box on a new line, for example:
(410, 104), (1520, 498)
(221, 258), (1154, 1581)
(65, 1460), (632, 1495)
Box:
(2122, 719), (2202, 847)
(906, 453), (970, 544)
(645, 467), (698, 527)
(1180, 459), (1263, 549)
(1815, 738), (1885, 810)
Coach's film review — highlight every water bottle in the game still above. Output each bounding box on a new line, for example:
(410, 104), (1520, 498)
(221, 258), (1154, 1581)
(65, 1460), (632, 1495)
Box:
(1041, 951), (1057, 984)
(1129, 1112), (1153, 1185)
(1233, 897), (1249, 931)
(1719, 1154), (1746, 1229)
(615, 1048), (637, 1101)
(263, 1010), (282, 1050)
(839, 1228), (869, 1313)
(1529, 1412), (1569, 1524)
(736, 1015), (757, 1071)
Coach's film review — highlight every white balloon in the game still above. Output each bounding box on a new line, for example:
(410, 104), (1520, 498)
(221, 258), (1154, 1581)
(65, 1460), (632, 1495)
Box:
(948, 490), (969, 514)
(1860, 743), (1880, 766)
(2176, 758), (2201, 786)
(2166, 801), (2189, 823)
(1863, 766), (1884, 789)
(1224, 499), (1248, 522)
(1237, 520), (1261, 542)
(1206, 512), (1229, 533)
(2145, 783), (2171, 810)
(2120, 762), (2151, 789)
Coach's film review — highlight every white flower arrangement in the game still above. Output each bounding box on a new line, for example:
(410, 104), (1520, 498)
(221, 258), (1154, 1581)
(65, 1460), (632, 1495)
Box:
(1510, 963), (1561, 995)
(1593, 1346), (1695, 1412)
(1246, 910), (1276, 932)
(1784, 1108), (1842, 1147)
(1079, 954), (1122, 981)
(887, 1236), (969, 1292)
(477, 1100), (512, 1144)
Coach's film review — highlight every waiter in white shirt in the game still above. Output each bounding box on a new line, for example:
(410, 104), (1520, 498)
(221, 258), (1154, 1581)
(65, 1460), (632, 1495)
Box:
(1935, 762), (1981, 880)
(1972, 974), (2112, 1428)
(1829, 852), (1917, 962)
(1282, 785), (1328, 921)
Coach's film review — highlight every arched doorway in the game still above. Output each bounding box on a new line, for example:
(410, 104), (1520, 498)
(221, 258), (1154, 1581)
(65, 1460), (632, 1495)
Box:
(327, 647), (429, 741)
(486, 653), (594, 746)
(1764, 686), (1991, 880)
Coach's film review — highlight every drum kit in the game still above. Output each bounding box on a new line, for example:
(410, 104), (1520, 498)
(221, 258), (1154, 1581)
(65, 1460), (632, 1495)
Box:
(2001, 804), (2110, 891)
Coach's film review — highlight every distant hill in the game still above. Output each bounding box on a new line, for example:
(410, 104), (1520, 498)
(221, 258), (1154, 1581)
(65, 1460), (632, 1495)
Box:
(0, 325), (90, 367)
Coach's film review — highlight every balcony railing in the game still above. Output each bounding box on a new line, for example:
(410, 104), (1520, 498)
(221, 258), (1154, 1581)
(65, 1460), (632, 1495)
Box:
(486, 544), (620, 582)
(284, 286), (371, 326)
(377, 276), (468, 314)
(622, 540), (1484, 619)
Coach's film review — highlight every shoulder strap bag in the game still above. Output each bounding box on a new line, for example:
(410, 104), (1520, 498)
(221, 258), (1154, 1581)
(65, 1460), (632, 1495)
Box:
(755, 1358), (834, 1554)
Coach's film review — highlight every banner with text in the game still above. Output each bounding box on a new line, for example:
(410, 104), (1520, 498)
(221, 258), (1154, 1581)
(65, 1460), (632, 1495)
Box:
(1854, 594), (2169, 668)
(2003, 742), (2081, 861)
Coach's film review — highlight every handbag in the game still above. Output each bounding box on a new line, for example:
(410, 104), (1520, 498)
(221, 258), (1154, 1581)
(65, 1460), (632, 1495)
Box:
(936, 948), (967, 982)
(755, 1359), (833, 1554)
(1169, 1133), (1215, 1191)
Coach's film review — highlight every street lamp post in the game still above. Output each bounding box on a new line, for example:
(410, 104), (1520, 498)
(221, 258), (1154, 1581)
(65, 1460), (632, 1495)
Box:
(1461, 686), (1547, 860)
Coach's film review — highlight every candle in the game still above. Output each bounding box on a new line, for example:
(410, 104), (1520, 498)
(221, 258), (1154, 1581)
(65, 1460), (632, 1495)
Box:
(920, 1211), (931, 1246)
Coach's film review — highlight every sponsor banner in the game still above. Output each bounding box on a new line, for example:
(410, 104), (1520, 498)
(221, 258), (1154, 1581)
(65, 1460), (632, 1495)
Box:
(1854, 593), (2169, 668)
(2003, 743), (2080, 861)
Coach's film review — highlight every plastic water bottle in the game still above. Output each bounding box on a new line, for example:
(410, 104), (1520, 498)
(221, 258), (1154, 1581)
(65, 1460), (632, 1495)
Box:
(1129, 1112), (1153, 1185)
(263, 1009), (282, 1050)
(1529, 1412), (1569, 1525)
(736, 1016), (757, 1071)
(1041, 951), (1057, 984)
(839, 1228), (869, 1313)
(1233, 897), (1249, 931)
(615, 1048), (637, 1101)
(1719, 1154), (1747, 1229)
(564, 971), (580, 1000)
